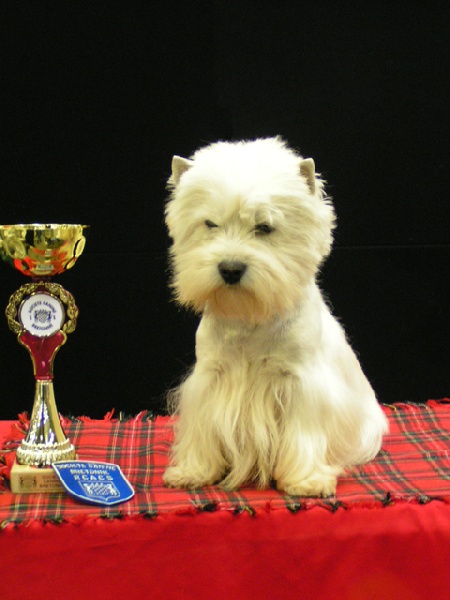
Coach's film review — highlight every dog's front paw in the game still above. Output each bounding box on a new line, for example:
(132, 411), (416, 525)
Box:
(163, 465), (216, 489)
(277, 474), (337, 498)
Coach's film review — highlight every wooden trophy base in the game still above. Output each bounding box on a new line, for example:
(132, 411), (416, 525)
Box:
(11, 462), (64, 494)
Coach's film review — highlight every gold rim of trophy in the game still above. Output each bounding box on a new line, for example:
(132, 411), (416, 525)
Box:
(0, 223), (89, 227)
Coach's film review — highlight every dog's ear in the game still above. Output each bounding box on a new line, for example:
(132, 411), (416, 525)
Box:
(171, 156), (193, 186)
(299, 158), (316, 194)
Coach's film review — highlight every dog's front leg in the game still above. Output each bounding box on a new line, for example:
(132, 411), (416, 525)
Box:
(163, 461), (222, 490)
(274, 421), (344, 497)
(163, 424), (226, 489)
(163, 372), (227, 489)
(275, 459), (342, 497)
(272, 374), (344, 497)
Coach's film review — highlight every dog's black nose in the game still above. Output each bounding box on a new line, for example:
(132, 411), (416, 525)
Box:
(218, 261), (247, 285)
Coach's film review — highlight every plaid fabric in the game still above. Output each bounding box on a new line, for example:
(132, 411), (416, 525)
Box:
(1, 400), (450, 525)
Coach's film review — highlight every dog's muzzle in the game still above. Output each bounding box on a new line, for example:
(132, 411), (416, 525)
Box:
(218, 260), (247, 285)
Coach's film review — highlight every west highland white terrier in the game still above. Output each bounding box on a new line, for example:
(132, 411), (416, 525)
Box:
(163, 137), (388, 496)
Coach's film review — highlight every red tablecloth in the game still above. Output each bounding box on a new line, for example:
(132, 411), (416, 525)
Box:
(1, 401), (450, 600)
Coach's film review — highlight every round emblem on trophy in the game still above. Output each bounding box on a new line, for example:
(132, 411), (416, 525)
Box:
(19, 292), (65, 337)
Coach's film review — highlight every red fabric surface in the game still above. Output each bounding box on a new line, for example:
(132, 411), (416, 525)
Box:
(1, 401), (450, 599)
(2, 502), (450, 600)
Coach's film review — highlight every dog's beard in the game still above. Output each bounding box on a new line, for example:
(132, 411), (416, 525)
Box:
(207, 286), (267, 323)
(173, 272), (275, 323)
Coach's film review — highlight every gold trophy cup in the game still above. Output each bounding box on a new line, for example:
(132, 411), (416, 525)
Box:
(0, 224), (88, 493)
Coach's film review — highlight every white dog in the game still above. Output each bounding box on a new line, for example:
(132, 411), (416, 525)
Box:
(163, 137), (388, 497)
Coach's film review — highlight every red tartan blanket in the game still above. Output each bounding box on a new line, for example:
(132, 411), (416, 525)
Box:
(1, 400), (450, 525)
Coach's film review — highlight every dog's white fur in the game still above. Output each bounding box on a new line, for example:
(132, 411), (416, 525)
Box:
(164, 137), (388, 496)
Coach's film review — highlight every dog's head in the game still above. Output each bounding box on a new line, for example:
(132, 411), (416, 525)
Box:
(165, 137), (335, 323)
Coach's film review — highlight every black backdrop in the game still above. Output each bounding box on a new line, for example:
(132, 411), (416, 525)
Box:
(1, 2), (448, 419)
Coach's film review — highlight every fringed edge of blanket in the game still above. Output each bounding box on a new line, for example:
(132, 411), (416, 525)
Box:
(2, 494), (450, 531)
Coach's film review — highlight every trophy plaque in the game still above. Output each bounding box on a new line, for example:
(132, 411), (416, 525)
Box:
(0, 224), (88, 493)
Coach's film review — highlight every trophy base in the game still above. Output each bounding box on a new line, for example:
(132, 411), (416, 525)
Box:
(10, 462), (64, 494)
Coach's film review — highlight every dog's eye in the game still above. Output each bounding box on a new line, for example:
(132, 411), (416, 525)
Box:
(254, 223), (275, 235)
(205, 220), (218, 229)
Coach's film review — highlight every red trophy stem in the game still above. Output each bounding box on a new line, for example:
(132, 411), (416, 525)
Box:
(19, 330), (67, 380)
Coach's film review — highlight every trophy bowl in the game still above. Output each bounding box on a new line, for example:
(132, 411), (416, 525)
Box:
(0, 223), (88, 278)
